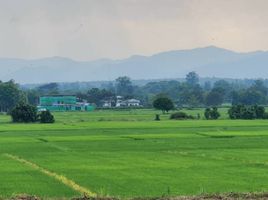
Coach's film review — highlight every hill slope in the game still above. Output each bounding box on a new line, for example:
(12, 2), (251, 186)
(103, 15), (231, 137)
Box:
(0, 46), (267, 83)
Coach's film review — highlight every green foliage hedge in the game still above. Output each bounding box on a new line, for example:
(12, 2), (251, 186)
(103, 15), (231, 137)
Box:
(170, 112), (194, 120)
(228, 105), (268, 119)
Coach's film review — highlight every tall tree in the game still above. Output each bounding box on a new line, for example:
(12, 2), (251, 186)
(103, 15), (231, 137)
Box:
(186, 71), (199, 86)
(205, 88), (224, 106)
(115, 76), (133, 97)
(0, 80), (26, 112)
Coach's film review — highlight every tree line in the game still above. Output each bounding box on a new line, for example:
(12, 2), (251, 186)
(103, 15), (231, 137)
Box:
(2, 72), (268, 112)
(72, 72), (268, 108)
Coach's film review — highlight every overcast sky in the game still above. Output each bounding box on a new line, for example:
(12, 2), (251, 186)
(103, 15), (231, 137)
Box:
(0, 0), (268, 61)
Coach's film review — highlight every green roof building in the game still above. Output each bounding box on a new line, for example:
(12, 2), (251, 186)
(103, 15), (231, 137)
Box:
(38, 95), (94, 112)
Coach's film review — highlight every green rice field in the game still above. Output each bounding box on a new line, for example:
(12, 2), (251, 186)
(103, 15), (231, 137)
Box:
(1, 108), (268, 198)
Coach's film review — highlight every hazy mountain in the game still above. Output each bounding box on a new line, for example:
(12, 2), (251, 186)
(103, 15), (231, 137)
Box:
(0, 46), (267, 84)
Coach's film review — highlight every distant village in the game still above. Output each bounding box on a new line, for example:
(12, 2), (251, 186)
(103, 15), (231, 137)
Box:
(37, 95), (142, 112)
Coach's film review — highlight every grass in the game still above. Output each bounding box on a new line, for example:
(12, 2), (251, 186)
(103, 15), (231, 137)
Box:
(1, 108), (268, 198)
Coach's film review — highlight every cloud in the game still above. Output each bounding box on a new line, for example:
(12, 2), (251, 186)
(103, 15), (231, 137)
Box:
(0, 0), (267, 60)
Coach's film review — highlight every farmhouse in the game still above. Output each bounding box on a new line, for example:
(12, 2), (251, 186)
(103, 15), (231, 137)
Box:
(38, 95), (95, 111)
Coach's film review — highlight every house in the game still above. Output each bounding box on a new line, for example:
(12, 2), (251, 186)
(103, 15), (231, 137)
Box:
(115, 96), (126, 107)
(37, 95), (95, 112)
(115, 96), (141, 107)
(102, 100), (112, 108)
(126, 99), (141, 107)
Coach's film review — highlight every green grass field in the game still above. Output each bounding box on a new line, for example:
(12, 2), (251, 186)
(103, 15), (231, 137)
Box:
(1, 108), (268, 198)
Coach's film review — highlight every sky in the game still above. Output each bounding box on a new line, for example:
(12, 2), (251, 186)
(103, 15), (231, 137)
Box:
(0, 0), (268, 61)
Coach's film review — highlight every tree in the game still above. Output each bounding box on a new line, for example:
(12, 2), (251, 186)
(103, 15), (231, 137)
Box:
(228, 105), (266, 120)
(205, 88), (224, 106)
(203, 81), (212, 91)
(254, 105), (265, 119)
(240, 89), (265, 105)
(39, 110), (55, 123)
(77, 88), (115, 107)
(10, 103), (38, 123)
(115, 76), (133, 97)
(0, 80), (27, 112)
(213, 80), (232, 102)
(186, 71), (199, 86)
(26, 89), (40, 105)
(178, 82), (204, 107)
(251, 80), (267, 96)
(153, 97), (174, 114)
(38, 82), (59, 95)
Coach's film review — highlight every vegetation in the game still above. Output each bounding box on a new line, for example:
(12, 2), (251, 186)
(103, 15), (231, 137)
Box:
(6, 72), (267, 109)
(3, 73), (268, 198)
(170, 112), (194, 120)
(153, 97), (174, 113)
(228, 105), (267, 120)
(10, 103), (38, 123)
(39, 110), (55, 123)
(204, 107), (220, 120)
(0, 80), (26, 112)
(2, 110), (268, 198)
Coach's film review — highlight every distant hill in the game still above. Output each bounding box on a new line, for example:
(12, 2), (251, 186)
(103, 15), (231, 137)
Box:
(0, 46), (267, 84)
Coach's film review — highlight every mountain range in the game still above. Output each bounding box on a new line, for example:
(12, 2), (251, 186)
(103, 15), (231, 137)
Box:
(0, 46), (268, 84)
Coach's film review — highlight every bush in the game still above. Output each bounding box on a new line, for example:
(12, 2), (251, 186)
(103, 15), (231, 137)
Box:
(155, 114), (160, 121)
(10, 103), (38, 123)
(228, 105), (266, 120)
(39, 110), (55, 123)
(204, 107), (220, 120)
(170, 112), (194, 120)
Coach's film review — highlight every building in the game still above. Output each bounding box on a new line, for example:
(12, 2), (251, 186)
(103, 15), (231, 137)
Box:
(126, 99), (141, 107)
(115, 96), (141, 107)
(38, 95), (95, 112)
(115, 96), (127, 107)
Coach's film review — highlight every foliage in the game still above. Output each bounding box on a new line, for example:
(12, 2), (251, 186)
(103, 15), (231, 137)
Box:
(10, 103), (38, 123)
(231, 80), (267, 105)
(178, 83), (204, 107)
(204, 107), (220, 120)
(38, 82), (59, 95)
(205, 88), (224, 106)
(77, 88), (115, 107)
(186, 71), (199, 86)
(115, 76), (134, 97)
(26, 89), (40, 105)
(170, 112), (194, 120)
(155, 114), (160, 121)
(153, 97), (174, 113)
(228, 105), (266, 119)
(39, 110), (55, 123)
(0, 80), (27, 112)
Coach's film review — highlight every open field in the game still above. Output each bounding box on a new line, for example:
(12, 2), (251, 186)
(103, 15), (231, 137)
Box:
(1, 109), (268, 198)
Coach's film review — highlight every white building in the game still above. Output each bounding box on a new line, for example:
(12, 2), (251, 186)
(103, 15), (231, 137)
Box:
(115, 96), (141, 107)
(126, 99), (141, 107)
(103, 100), (112, 108)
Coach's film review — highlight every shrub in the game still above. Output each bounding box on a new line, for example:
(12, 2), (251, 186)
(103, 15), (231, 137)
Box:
(204, 108), (211, 119)
(263, 112), (268, 119)
(255, 105), (265, 119)
(204, 107), (220, 120)
(170, 112), (194, 120)
(10, 103), (38, 123)
(228, 105), (266, 120)
(155, 114), (160, 121)
(39, 110), (55, 123)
